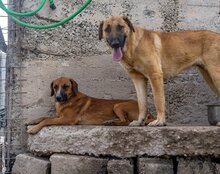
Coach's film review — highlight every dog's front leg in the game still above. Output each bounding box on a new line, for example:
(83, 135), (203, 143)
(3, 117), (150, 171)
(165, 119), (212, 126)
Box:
(148, 73), (166, 126)
(25, 116), (54, 125)
(27, 116), (77, 134)
(128, 73), (148, 126)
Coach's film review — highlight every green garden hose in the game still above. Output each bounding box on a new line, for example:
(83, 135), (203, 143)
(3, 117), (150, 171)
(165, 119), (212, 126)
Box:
(48, 0), (56, 10)
(0, 0), (47, 16)
(0, 0), (92, 29)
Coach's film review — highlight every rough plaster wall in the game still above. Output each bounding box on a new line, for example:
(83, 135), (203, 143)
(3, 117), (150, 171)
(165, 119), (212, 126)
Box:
(8, 0), (220, 154)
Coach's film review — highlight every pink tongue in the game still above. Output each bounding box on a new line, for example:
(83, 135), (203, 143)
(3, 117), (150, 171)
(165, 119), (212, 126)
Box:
(112, 48), (122, 61)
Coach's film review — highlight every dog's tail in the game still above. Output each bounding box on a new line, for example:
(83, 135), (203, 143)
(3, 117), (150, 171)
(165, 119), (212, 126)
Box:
(145, 112), (155, 125)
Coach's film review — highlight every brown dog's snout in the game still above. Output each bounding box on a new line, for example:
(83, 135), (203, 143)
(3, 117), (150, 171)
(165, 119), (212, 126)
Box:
(109, 38), (120, 48)
(55, 95), (62, 102)
(55, 86), (67, 102)
(107, 35), (126, 49)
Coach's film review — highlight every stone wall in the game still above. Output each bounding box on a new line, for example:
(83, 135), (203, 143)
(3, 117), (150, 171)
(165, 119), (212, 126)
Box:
(12, 126), (220, 174)
(7, 0), (220, 162)
(11, 153), (220, 174)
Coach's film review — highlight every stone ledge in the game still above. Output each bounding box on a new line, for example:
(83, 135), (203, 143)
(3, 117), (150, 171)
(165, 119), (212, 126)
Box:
(28, 126), (220, 158)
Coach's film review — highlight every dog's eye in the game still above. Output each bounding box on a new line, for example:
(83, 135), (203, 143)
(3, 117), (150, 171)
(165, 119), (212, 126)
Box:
(116, 25), (124, 31)
(54, 85), (58, 89)
(105, 25), (111, 33)
(63, 84), (69, 89)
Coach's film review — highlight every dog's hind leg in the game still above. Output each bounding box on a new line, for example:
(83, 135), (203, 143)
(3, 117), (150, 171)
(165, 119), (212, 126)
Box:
(105, 103), (130, 126)
(198, 66), (220, 95)
(104, 102), (134, 126)
(198, 65), (220, 126)
(113, 103), (128, 122)
(205, 66), (220, 96)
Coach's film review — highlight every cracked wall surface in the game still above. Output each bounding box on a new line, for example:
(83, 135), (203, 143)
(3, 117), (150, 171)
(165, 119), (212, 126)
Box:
(7, 0), (220, 155)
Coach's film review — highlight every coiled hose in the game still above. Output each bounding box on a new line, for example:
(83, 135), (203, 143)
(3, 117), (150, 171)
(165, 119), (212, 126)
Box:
(0, 0), (92, 29)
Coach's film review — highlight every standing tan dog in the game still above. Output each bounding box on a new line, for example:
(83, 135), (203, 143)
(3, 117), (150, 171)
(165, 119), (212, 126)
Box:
(27, 77), (154, 134)
(99, 16), (220, 126)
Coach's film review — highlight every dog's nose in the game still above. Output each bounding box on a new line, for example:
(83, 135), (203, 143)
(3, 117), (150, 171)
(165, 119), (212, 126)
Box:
(111, 39), (120, 48)
(56, 96), (62, 102)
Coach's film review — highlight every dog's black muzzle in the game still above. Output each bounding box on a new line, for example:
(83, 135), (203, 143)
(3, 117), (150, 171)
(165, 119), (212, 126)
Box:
(55, 91), (68, 102)
(107, 34), (126, 49)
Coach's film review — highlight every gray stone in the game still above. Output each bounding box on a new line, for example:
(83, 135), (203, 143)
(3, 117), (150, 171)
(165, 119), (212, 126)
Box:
(138, 157), (174, 174)
(8, 0), (220, 156)
(28, 126), (220, 158)
(177, 158), (216, 174)
(107, 159), (133, 174)
(11, 153), (50, 174)
(215, 163), (220, 174)
(50, 154), (108, 174)
(178, 0), (220, 31)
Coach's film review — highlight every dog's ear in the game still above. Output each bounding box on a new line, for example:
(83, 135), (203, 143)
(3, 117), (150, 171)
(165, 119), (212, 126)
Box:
(70, 78), (78, 96)
(99, 21), (104, 40)
(123, 16), (135, 32)
(50, 81), (54, 97)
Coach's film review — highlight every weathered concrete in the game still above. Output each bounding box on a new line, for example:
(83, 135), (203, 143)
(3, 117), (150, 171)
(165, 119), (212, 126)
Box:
(138, 157), (174, 174)
(28, 126), (220, 158)
(107, 159), (134, 174)
(11, 153), (50, 174)
(177, 158), (220, 174)
(18, 0), (220, 128)
(50, 154), (108, 174)
(178, 0), (220, 31)
(8, 0), (220, 158)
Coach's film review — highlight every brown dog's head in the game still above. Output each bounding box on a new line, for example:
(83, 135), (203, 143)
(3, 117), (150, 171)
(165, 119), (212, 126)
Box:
(99, 16), (135, 62)
(50, 77), (78, 102)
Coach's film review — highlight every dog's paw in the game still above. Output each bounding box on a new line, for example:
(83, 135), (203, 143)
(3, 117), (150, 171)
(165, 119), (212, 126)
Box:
(129, 120), (145, 127)
(27, 126), (39, 134)
(147, 119), (166, 127)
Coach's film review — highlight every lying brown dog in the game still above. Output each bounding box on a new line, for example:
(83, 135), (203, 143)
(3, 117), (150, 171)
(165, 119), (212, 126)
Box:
(27, 77), (154, 134)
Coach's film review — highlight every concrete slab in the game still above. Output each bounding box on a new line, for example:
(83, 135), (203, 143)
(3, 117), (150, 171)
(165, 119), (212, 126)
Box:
(28, 126), (220, 158)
